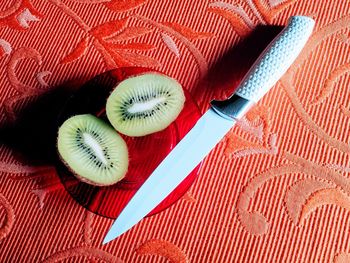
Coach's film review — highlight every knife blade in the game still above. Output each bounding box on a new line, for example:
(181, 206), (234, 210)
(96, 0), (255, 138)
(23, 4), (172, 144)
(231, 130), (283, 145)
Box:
(103, 15), (315, 244)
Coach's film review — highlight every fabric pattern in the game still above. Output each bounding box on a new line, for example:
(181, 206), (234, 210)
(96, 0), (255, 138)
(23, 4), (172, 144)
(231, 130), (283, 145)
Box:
(1, 0), (350, 262)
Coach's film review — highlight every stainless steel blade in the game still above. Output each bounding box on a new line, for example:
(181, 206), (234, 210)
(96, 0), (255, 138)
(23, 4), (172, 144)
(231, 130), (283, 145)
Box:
(103, 109), (235, 244)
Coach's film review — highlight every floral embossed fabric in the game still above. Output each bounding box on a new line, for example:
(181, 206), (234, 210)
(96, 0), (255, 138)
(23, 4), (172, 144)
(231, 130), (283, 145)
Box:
(1, 0), (350, 262)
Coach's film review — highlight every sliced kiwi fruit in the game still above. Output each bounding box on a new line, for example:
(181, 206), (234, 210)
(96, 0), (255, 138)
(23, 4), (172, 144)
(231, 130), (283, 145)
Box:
(57, 114), (128, 186)
(106, 73), (186, 137)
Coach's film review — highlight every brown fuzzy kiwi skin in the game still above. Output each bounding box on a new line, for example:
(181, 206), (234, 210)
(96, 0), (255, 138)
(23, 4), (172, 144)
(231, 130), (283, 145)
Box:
(56, 142), (128, 187)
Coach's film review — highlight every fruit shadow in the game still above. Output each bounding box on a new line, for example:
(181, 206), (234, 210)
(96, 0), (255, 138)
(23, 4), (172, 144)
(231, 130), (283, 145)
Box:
(0, 74), (126, 220)
(1, 74), (118, 210)
(192, 25), (283, 110)
(0, 83), (78, 166)
(0, 72), (119, 167)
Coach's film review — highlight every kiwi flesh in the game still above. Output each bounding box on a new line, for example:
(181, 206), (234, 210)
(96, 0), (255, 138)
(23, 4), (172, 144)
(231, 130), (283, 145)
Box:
(106, 73), (185, 137)
(57, 114), (128, 186)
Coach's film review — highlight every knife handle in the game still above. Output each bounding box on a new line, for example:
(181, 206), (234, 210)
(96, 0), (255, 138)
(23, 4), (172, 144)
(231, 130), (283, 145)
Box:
(211, 16), (315, 120)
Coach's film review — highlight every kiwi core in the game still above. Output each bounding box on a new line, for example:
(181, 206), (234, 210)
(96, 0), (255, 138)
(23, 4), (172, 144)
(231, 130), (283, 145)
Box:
(82, 133), (108, 165)
(128, 97), (166, 114)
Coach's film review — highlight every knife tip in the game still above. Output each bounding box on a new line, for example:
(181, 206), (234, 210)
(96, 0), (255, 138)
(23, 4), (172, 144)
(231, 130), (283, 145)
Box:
(102, 225), (128, 245)
(102, 229), (118, 245)
(102, 233), (119, 245)
(102, 235), (112, 245)
(102, 240), (108, 245)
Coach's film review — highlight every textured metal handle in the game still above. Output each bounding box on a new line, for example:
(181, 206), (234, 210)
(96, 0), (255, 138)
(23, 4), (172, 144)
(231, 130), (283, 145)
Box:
(211, 16), (315, 120)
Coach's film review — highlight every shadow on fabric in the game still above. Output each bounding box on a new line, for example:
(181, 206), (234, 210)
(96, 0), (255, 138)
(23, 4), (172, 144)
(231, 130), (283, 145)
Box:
(192, 25), (283, 110)
(0, 79), (85, 166)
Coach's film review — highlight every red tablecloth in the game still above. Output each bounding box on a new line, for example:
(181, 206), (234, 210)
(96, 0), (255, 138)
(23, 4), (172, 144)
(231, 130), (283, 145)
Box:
(1, 0), (350, 262)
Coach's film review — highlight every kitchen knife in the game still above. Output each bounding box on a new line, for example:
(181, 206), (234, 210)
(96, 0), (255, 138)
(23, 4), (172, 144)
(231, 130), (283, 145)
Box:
(103, 15), (315, 244)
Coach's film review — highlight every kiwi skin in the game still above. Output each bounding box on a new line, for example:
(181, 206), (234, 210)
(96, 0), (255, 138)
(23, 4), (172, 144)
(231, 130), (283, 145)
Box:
(60, 158), (110, 187)
(59, 157), (122, 187)
(57, 114), (128, 186)
(106, 73), (186, 137)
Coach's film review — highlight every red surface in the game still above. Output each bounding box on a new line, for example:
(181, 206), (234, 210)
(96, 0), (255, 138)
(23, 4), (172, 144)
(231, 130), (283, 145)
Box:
(1, 0), (350, 262)
(56, 67), (202, 218)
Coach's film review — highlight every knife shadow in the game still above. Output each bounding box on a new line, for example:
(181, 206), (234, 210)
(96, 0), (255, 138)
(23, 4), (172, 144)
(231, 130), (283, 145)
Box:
(192, 25), (283, 111)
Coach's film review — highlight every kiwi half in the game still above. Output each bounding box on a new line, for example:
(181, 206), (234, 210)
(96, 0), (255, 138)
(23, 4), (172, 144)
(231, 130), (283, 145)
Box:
(106, 73), (185, 137)
(57, 114), (128, 186)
